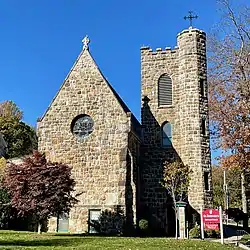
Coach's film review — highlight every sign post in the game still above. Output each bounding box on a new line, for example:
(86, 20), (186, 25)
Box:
(200, 207), (204, 240)
(201, 208), (224, 244)
(219, 206), (224, 244)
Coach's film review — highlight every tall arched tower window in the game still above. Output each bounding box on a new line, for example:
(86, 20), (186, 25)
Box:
(158, 74), (172, 106)
(162, 122), (172, 147)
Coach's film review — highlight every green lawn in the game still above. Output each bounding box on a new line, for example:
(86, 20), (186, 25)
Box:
(240, 234), (250, 246)
(0, 231), (238, 249)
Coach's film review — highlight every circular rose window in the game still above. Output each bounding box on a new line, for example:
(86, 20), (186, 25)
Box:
(71, 115), (94, 139)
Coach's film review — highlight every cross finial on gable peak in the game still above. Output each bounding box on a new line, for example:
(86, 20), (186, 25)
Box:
(82, 35), (90, 50)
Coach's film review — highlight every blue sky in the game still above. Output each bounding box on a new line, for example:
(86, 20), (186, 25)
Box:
(0, 0), (248, 160)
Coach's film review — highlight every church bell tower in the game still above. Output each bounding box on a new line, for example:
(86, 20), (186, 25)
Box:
(140, 26), (212, 231)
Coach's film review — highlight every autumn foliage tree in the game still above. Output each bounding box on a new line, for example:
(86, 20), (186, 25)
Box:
(208, 0), (250, 214)
(0, 157), (11, 229)
(4, 151), (77, 232)
(0, 117), (37, 159)
(0, 100), (37, 158)
(212, 166), (241, 209)
(162, 160), (191, 239)
(0, 101), (23, 121)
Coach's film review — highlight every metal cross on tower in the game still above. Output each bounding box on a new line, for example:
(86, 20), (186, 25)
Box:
(184, 11), (198, 28)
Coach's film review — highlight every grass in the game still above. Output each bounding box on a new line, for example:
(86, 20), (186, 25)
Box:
(0, 231), (239, 249)
(240, 234), (250, 246)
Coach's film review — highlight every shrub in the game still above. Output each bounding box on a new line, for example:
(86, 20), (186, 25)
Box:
(138, 219), (150, 237)
(88, 206), (125, 236)
(205, 229), (220, 238)
(189, 224), (201, 238)
(0, 187), (11, 229)
(0, 157), (6, 182)
(139, 219), (149, 231)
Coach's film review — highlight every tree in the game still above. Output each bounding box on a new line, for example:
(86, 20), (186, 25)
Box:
(0, 116), (37, 159)
(88, 206), (126, 236)
(0, 157), (12, 229)
(4, 151), (78, 233)
(212, 165), (241, 209)
(162, 160), (191, 239)
(0, 133), (8, 158)
(0, 101), (23, 121)
(208, 0), (250, 216)
(0, 157), (6, 183)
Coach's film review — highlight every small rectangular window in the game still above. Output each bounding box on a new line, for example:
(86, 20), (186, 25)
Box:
(200, 79), (205, 97)
(88, 209), (101, 234)
(204, 172), (209, 191)
(201, 118), (206, 136)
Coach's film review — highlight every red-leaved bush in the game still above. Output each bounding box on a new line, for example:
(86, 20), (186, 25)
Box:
(4, 151), (77, 221)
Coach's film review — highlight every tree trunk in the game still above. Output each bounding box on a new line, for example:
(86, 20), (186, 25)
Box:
(175, 207), (178, 239)
(241, 172), (247, 212)
(172, 189), (178, 239)
(241, 171), (248, 228)
(37, 222), (41, 234)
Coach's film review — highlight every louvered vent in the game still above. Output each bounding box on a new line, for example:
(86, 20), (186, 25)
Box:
(158, 74), (172, 106)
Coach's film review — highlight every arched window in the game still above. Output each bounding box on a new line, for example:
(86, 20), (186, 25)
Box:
(162, 122), (172, 147)
(158, 74), (172, 106)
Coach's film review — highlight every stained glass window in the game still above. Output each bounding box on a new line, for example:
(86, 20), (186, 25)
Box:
(71, 115), (94, 139)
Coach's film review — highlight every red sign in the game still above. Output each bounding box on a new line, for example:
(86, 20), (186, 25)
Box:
(202, 209), (220, 230)
(202, 209), (220, 223)
(205, 223), (219, 230)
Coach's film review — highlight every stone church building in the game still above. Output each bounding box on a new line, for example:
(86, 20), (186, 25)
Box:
(37, 27), (212, 234)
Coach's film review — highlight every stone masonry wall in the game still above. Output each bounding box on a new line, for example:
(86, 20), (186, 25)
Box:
(37, 48), (132, 233)
(140, 46), (180, 233)
(140, 28), (212, 231)
(177, 28), (212, 209)
(128, 129), (140, 226)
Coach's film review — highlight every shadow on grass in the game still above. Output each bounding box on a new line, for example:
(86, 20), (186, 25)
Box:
(0, 237), (91, 247)
(53, 233), (88, 237)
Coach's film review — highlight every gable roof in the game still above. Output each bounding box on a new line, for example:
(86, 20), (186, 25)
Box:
(39, 42), (135, 122)
(98, 69), (131, 114)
